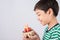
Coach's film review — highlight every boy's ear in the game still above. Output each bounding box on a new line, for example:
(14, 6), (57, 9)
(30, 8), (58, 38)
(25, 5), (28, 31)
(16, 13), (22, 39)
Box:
(46, 8), (53, 16)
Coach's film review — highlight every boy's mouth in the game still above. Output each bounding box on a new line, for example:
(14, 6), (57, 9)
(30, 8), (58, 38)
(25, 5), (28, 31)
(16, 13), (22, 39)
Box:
(39, 20), (42, 22)
(38, 19), (44, 24)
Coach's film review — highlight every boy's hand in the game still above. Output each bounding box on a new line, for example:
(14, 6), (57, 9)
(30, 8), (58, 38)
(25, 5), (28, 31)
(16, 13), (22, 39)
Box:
(22, 24), (40, 40)
(23, 31), (40, 40)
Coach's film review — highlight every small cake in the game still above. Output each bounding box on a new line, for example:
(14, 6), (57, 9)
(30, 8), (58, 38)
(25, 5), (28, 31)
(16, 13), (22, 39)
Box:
(24, 26), (32, 32)
(23, 26), (36, 38)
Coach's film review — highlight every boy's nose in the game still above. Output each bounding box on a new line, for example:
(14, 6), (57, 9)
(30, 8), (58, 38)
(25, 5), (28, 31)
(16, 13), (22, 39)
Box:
(37, 18), (41, 21)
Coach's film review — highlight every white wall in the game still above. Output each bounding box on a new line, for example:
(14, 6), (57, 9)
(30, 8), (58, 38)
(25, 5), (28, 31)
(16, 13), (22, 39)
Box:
(0, 0), (60, 40)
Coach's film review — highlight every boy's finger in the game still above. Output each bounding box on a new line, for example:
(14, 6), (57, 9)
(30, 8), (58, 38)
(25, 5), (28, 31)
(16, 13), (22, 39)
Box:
(23, 35), (32, 40)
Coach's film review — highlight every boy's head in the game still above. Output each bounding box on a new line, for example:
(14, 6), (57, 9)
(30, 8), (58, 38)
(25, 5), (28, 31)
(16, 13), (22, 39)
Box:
(34, 0), (59, 26)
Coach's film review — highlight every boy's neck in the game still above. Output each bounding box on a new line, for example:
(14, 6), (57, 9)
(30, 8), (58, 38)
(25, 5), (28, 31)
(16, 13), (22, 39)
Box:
(48, 17), (58, 30)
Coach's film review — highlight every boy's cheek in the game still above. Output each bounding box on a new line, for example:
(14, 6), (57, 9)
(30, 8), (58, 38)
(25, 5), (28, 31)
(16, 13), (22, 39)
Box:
(37, 16), (48, 25)
(40, 19), (48, 26)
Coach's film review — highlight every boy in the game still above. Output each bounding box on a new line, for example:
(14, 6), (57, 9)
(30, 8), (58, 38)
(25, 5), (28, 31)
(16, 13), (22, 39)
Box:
(23, 0), (60, 40)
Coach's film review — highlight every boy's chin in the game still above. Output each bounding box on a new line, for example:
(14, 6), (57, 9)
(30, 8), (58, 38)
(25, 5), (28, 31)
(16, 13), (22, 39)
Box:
(41, 23), (46, 26)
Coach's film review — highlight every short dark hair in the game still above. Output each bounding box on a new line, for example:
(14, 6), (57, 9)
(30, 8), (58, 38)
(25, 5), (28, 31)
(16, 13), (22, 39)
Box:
(34, 0), (59, 17)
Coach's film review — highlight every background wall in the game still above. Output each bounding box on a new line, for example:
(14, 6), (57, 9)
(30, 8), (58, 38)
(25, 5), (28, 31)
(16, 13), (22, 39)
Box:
(0, 0), (60, 40)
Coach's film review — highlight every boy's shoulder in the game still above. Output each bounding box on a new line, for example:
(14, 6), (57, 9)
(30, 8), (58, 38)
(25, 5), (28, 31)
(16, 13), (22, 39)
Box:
(53, 23), (60, 30)
(50, 23), (60, 33)
(44, 23), (60, 33)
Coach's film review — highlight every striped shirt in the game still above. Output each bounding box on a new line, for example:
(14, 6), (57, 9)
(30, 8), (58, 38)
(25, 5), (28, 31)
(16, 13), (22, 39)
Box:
(43, 23), (60, 40)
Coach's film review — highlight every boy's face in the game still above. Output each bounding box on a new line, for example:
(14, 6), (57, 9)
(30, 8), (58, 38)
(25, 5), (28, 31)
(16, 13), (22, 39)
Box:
(35, 9), (52, 26)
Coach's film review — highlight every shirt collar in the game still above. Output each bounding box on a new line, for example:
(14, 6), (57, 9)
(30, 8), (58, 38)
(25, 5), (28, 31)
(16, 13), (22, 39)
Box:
(46, 23), (59, 32)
